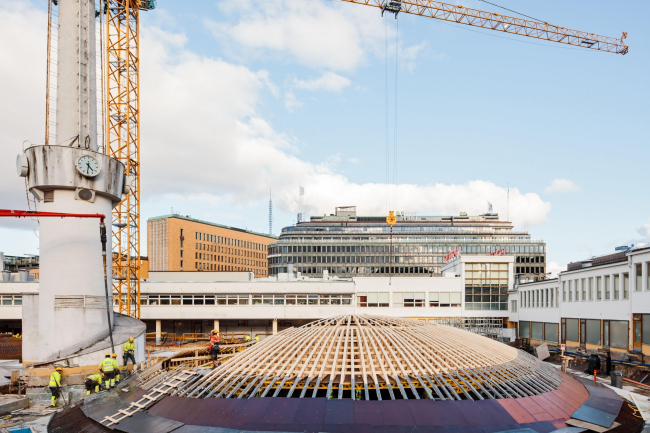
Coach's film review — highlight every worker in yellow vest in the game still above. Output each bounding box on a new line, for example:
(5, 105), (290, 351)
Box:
(123, 337), (136, 370)
(245, 334), (251, 342)
(98, 353), (115, 388)
(85, 373), (103, 395)
(254, 335), (260, 343)
(49, 367), (62, 407)
(111, 353), (120, 383)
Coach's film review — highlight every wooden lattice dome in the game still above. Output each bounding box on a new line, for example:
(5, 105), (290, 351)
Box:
(176, 315), (560, 400)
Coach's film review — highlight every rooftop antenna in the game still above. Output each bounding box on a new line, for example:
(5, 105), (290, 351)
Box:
(269, 188), (273, 236)
(506, 182), (509, 222)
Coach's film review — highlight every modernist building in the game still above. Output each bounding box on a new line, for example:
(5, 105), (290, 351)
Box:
(510, 245), (650, 358)
(268, 206), (546, 280)
(147, 214), (276, 277)
(0, 256), (516, 340)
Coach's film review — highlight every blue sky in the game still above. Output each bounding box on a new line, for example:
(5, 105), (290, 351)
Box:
(0, 0), (648, 275)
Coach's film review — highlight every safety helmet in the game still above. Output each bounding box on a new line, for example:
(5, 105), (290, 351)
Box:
(105, 353), (111, 357)
(211, 329), (218, 334)
(129, 337), (134, 342)
(55, 367), (63, 372)
(112, 353), (117, 358)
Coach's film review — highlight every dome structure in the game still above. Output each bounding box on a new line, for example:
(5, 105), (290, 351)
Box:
(176, 315), (560, 400)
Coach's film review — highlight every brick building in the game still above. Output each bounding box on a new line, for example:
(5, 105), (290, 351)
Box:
(147, 215), (275, 276)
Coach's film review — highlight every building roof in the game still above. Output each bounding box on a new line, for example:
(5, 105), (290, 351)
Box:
(178, 315), (560, 400)
(148, 214), (277, 240)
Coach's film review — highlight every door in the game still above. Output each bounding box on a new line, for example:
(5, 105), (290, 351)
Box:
(580, 319), (586, 347)
(633, 314), (642, 351)
(561, 318), (566, 344)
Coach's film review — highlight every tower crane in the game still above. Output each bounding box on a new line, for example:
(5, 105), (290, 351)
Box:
(92, 0), (627, 317)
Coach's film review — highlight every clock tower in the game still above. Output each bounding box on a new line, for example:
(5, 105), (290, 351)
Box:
(16, 0), (133, 363)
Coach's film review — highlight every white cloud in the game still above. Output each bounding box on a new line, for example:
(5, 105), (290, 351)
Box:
(294, 72), (351, 93)
(283, 92), (303, 112)
(0, 2), (47, 231)
(206, 0), (423, 73)
(638, 219), (650, 237)
(544, 178), (581, 194)
(347, 158), (361, 165)
(138, 26), (551, 228)
(546, 261), (565, 278)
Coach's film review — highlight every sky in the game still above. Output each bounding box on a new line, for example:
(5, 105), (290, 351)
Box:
(0, 0), (648, 276)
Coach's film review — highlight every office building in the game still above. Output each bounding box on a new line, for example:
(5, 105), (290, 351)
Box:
(510, 244), (650, 359)
(148, 214), (276, 277)
(268, 206), (545, 280)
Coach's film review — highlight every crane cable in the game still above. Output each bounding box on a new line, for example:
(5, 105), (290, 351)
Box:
(477, 0), (550, 25)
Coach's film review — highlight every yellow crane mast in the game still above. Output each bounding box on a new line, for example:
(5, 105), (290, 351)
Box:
(104, 0), (155, 319)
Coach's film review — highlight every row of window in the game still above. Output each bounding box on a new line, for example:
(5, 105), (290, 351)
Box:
(1, 295), (22, 306)
(195, 253), (264, 267)
(194, 231), (267, 251)
(271, 244), (544, 255)
(195, 243), (266, 260)
(271, 266), (440, 275)
(194, 262), (266, 275)
(272, 255), (449, 264)
(518, 318), (642, 350)
(141, 294), (352, 306)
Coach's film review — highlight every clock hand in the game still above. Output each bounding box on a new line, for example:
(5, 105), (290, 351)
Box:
(87, 162), (92, 173)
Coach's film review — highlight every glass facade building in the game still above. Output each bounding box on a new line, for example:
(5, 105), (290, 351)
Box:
(268, 207), (546, 281)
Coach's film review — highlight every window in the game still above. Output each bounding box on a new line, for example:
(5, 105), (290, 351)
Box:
(613, 275), (620, 300)
(647, 263), (650, 291)
(636, 264), (642, 291)
(581, 279), (586, 301)
(217, 295), (249, 305)
(519, 321), (530, 339)
(544, 323), (558, 343)
(604, 276), (610, 300)
(623, 273), (629, 299)
(0, 295), (21, 306)
(532, 322), (543, 340)
(393, 292), (425, 307)
(180, 260), (183, 268)
(562, 282), (566, 302)
(568, 281), (572, 301)
(464, 263), (508, 311)
(588, 278), (593, 300)
(596, 277), (602, 300)
(511, 300), (517, 312)
(586, 320), (601, 345)
(609, 320), (628, 349)
(357, 293), (389, 307)
(566, 318), (579, 342)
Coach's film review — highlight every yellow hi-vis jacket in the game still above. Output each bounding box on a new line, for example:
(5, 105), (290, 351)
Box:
(49, 371), (61, 387)
(112, 358), (119, 370)
(87, 373), (103, 383)
(124, 341), (135, 352)
(99, 357), (114, 372)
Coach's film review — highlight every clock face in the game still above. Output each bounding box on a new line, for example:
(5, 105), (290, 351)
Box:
(76, 155), (101, 177)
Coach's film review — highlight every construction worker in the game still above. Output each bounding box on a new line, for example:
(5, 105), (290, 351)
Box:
(85, 373), (103, 395)
(123, 337), (136, 369)
(254, 335), (260, 343)
(98, 353), (115, 388)
(49, 367), (62, 407)
(208, 329), (220, 369)
(245, 334), (251, 343)
(111, 353), (120, 383)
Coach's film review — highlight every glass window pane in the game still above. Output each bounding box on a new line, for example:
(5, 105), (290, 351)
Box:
(519, 321), (530, 338)
(643, 315), (650, 345)
(544, 323), (558, 343)
(532, 322), (543, 340)
(586, 320), (601, 345)
(610, 320), (628, 349)
(566, 318), (579, 342)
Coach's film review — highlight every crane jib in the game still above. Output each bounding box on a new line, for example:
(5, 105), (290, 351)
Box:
(344, 0), (628, 54)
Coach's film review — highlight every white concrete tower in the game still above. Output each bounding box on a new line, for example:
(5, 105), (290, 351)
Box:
(17, 0), (126, 363)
